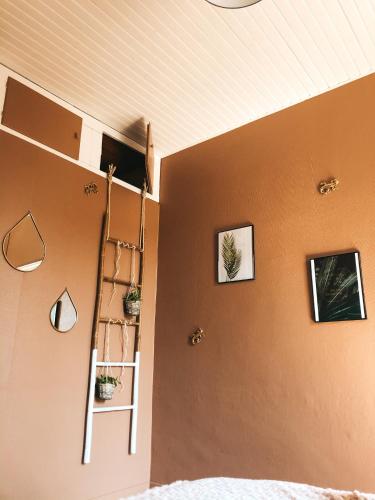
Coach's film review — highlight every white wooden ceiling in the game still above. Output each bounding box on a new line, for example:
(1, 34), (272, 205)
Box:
(0, 0), (375, 157)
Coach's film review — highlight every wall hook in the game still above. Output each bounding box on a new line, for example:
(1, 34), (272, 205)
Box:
(190, 328), (205, 345)
(318, 178), (339, 195)
(84, 182), (98, 195)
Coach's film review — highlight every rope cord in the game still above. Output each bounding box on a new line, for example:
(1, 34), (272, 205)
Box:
(119, 322), (129, 391)
(130, 246), (136, 287)
(101, 321), (113, 379)
(108, 240), (122, 307)
(125, 244), (137, 299)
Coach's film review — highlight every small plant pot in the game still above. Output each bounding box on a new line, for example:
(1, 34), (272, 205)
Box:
(96, 382), (115, 400)
(125, 300), (141, 316)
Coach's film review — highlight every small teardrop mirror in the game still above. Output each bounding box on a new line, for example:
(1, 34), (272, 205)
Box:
(50, 289), (78, 333)
(2, 212), (45, 272)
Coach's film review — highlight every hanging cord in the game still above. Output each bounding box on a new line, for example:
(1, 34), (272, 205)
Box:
(108, 240), (122, 307)
(125, 245), (137, 299)
(130, 245), (136, 287)
(119, 322), (129, 392)
(101, 321), (113, 379)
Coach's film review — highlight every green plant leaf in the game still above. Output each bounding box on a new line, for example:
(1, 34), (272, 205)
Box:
(124, 287), (141, 302)
(314, 254), (361, 321)
(96, 374), (119, 387)
(221, 232), (242, 281)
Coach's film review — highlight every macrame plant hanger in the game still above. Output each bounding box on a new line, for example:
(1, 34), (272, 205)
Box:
(101, 320), (114, 379)
(108, 237), (130, 392)
(83, 162), (148, 465)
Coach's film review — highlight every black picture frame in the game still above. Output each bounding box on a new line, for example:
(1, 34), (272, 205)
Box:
(308, 251), (367, 323)
(217, 224), (255, 284)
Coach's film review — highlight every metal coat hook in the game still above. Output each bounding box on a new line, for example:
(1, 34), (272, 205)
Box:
(190, 328), (205, 345)
(84, 182), (99, 195)
(319, 178), (339, 195)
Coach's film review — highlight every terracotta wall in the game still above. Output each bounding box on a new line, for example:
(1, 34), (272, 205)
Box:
(0, 131), (159, 499)
(2, 78), (82, 159)
(152, 74), (375, 492)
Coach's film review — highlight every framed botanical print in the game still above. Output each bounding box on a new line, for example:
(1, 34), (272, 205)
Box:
(217, 224), (255, 283)
(309, 251), (366, 323)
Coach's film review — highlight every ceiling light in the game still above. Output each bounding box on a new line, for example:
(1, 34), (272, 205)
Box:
(205, 0), (262, 8)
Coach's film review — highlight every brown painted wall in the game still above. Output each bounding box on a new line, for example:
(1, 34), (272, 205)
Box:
(0, 131), (159, 499)
(2, 78), (82, 159)
(152, 74), (375, 492)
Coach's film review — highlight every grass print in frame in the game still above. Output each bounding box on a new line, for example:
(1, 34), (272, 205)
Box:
(217, 224), (255, 284)
(309, 251), (366, 323)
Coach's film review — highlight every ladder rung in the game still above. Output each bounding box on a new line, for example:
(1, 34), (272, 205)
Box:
(103, 276), (141, 287)
(99, 317), (140, 326)
(96, 361), (136, 367)
(107, 237), (142, 252)
(93, 405), (134, 413)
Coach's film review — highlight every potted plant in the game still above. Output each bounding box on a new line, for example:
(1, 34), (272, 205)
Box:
(96, 374), (119, 400)
(124, 287), (141, 316)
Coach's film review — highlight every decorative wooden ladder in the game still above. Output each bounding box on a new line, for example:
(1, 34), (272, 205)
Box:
(83, 124), (153, 464)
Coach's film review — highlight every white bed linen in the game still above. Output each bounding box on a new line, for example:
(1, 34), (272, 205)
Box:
(126, 477), (375, 500)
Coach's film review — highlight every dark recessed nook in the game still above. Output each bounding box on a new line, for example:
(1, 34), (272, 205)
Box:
(100, 134), (147, 190)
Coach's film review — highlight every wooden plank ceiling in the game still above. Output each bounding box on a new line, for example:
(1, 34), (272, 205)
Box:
(0, 0), (375, 157)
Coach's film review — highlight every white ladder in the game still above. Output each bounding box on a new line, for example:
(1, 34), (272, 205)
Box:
(83, 349), (140, 463)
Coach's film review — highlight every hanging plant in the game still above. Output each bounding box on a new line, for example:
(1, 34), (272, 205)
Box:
(96, 374), (119, 400)
(124, 287), (141, 316)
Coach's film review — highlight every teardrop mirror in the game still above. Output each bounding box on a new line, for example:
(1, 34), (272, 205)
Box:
(50, 289), (78, 333)
(2, 212), (45, 272)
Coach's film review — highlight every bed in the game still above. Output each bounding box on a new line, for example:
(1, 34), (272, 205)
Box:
(126, 477), (375, 500)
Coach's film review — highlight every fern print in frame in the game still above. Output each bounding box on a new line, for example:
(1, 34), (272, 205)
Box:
(217, 224), (255, 283)
(309, 251), (366, 323)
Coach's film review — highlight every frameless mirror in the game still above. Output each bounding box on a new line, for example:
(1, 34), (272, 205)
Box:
(2, 212), (45, 272)
(50, 289), (78, 333)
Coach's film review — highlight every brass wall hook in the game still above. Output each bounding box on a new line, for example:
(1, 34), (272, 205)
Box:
(319, 178), (339, 195)
(190, 328), (205, 345)
(84, 182), (98, 195)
